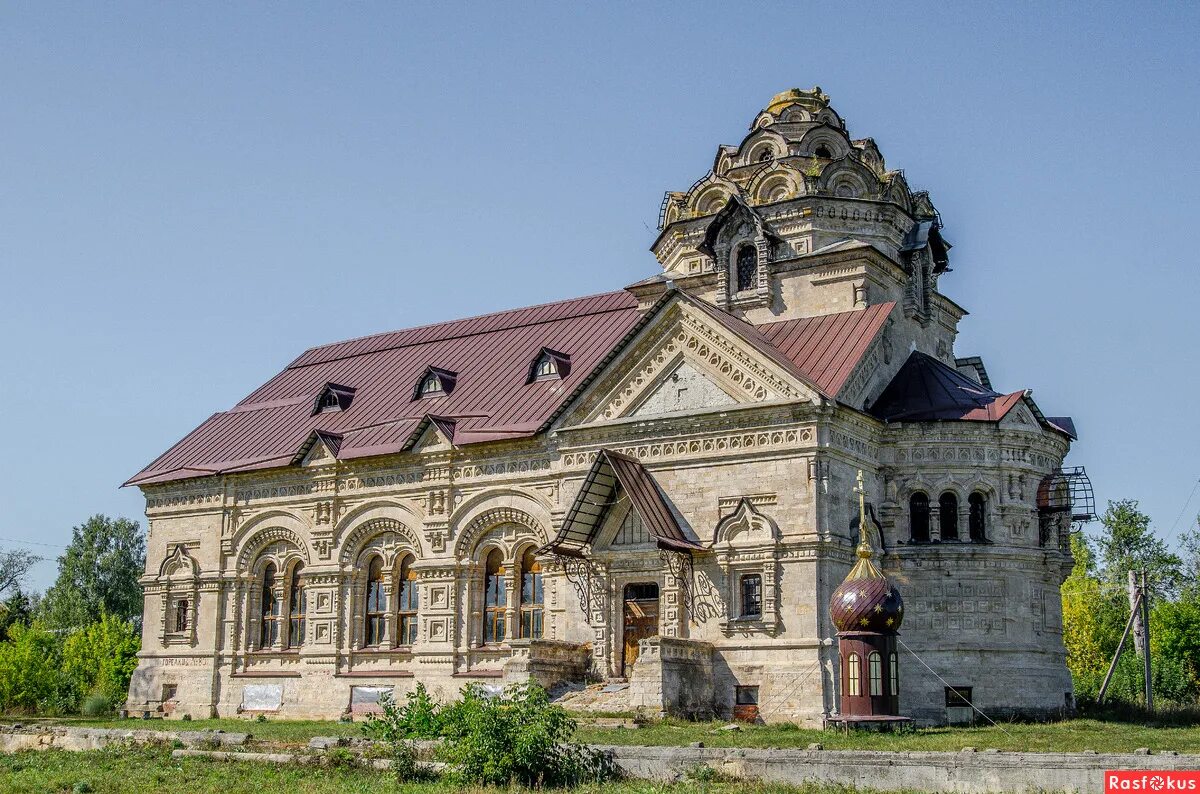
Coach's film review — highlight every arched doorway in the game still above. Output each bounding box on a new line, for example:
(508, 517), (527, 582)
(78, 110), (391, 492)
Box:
(622, 582), (660, 676)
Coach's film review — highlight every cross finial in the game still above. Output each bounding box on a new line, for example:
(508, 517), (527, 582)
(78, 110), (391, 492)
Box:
(855, 469), (872, 558)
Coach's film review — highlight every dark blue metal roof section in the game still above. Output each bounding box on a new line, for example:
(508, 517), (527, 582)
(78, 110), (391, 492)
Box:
(869, 351), (1002, 422)
(900, 219), (952, 273)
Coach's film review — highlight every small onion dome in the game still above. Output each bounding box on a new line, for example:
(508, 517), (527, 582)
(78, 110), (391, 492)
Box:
(829, 546), (904, 635)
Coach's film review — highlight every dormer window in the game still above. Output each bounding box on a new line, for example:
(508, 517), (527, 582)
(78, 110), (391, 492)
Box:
(311, 383), (355, 415)
(413, 367), (457, 400)
(527, 348), (571, 383)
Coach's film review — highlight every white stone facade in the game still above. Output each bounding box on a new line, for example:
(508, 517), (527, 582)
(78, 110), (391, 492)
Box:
(127, 88), (1076, 725)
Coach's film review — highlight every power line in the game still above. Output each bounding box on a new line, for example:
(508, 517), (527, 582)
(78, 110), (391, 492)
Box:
(0, 536), (67, 550)
(1168, 478), (1200, 537)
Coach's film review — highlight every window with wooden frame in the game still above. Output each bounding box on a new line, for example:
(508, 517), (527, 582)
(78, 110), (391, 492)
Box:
(396, 554), (419, 646)
(259, 563), (280, 649)
(287, 563), (306, 649)
(739, 573), (763, 619)
(909, 492), (930, 542)
(868, 651), (883, 696)
(939, 492), (959, 540)
(519, 548), (544, 639)
(847, 653), (861, 697)
(483, 549), (507, 644)
(365, 556), (386, 647)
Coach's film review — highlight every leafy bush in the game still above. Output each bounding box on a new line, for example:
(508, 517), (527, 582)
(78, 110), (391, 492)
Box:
(436, 681), (614, 787)
(0, 622), (70, 713)
(363, 682), (442, 742)
(81, 692), (114, 717)
(61, 613), (140, 708)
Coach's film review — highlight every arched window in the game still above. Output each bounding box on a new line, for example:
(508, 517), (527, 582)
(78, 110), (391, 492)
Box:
(287, 563), (306, 649)
(969, 493), (988, 542)
(847, 653), (861, 697)
(909, 493), (930, 542)
(736, 245), (758, 293)
(757, 147), (774, 162)
(259, 563), (279, 649)
(397, 554), (419, 646)
(889, 651), (899, 696)
(483, 549), (507, 644)
(534, 355), (557, 379)
(419, 372), (443, 396)
(519, 548), (544, 639)
(868, 651), (883, 696)
(365, 556), (386, 647)
(814, 144), (833, 159)
(939, 492), (959, 541)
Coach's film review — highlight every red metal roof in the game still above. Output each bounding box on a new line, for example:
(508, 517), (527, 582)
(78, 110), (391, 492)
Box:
(756, 302), (895, 396)
(127, 291), (644, 485)
(127, 289), (893, 487)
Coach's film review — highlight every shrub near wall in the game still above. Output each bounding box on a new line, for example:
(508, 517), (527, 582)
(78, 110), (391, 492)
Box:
(0, 615), (139, 715)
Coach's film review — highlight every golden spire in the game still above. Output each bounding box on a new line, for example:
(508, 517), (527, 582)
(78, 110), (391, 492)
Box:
(846, 469), (884, 581)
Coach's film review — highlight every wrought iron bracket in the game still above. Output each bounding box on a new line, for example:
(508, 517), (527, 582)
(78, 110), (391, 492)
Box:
(659, 548), (695, 615)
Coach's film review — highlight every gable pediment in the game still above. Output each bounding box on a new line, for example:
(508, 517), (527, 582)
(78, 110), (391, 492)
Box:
(556, 297), (821, 429)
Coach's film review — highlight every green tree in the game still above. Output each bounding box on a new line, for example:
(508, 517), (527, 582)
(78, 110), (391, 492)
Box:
(1097, 500), (1182, 600)
(0, 622), (69, 713)
(0, 549), (40, 598)
(0, 589), (35, 640)
(40, 515), (146, 629)
(1062, 534), (1111, 697)
(61, 613), (141, 705)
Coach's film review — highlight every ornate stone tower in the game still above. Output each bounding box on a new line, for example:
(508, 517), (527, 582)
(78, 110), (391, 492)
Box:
(829, 471), (910, 728)
(642, 87), (950, 331)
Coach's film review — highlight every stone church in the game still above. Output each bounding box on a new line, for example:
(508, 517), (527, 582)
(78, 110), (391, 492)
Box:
(126, 88), (1086, 725)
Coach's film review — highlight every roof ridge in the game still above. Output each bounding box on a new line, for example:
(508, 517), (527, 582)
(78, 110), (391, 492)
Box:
(289, 289), (634, 368)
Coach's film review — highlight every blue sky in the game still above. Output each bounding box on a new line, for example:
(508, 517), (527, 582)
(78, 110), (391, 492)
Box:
(2, 3), (1197, 591)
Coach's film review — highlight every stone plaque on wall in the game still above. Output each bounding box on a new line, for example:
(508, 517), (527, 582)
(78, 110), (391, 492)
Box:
(241, 684), (282, 712)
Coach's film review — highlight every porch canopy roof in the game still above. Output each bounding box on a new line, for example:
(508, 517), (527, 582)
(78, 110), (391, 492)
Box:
(539, 450), (702, 558)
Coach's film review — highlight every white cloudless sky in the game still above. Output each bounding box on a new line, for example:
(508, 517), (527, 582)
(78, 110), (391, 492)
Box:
(2, 2), (1197, 590)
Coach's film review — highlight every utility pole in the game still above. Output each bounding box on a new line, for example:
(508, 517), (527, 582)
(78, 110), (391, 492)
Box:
(1128, 569), (1154, 709)
(1141, 569), (1153, 711)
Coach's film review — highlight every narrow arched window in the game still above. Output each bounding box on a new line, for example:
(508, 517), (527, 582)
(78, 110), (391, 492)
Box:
(287, 563), (306, 649)
(889, 652), (899, 696)
(868, 651), (883, 696)
(909, 493), (930, 542)
(259, 563), (279, 649)
(814, 144), (832, 158)
(397, 554), (419, 646)
(847, 653), (861, 697)
(969, 493), (987, 542)
(736, 245), (758, 293)
(365, 556), (386, 647)
(483, 549), (507, 644)
(939, 492), (959, 541)
(519, 548), (544, 639)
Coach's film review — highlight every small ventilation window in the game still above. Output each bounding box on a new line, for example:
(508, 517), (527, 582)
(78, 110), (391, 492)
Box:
(528, 348), (571, 383)
(311, 383), (356, 415)
(414, 367), (457, 400)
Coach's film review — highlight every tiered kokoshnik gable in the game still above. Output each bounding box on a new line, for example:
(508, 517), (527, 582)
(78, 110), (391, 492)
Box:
(125, 88), (1087, 727)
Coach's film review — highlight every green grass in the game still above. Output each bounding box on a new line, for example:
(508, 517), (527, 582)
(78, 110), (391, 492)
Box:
(19, 714), (1200, 754)
(577, 718), (1200, 754)
(0, 745), (876, 794)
